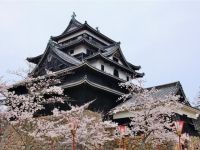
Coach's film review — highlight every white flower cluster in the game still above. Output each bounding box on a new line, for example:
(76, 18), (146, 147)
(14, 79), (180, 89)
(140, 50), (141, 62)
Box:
(115, 80), (181, 146)
(30, 101), (115, 149)
(44, 86), (63, 95)
(0, 76), (65, 124)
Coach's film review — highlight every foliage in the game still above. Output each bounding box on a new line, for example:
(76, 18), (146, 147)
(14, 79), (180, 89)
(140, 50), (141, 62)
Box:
(2, 74), (65, 123)
(28, 102), (116, 149)
(114, 80), (180, 149)
(0, 73), (117, 149)
(0, 109), (117, 150)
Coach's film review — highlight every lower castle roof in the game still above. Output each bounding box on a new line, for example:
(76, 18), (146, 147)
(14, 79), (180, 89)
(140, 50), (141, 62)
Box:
(61, 75), (124, 96)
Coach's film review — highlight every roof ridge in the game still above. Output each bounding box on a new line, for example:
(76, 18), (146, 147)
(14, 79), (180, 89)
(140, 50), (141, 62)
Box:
(62, 77), (124, 96)
(60, 37), (103, 50)
(51, 17), (116, 44)
(61, 17), (83, 35)
(146, 81), (181, 89)
(103, 42), (120, 49)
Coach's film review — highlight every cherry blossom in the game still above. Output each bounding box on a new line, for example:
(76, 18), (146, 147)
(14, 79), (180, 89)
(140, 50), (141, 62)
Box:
(114, 80), (181, 149)
(29, 101), (116, 149)
(0, 72), (117, 149)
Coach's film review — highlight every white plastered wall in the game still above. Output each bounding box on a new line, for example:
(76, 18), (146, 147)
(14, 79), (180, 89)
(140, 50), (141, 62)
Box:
(89, 60), (130, 81)
(71, 45), (87, 56)
(109, 56), (123, 65)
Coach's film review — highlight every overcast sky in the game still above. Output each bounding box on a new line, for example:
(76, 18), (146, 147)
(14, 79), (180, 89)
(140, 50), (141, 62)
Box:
(0, 0), (200, 103)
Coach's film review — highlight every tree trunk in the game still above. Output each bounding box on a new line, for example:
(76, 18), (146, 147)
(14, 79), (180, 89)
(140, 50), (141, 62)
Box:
(51, 140), (55, 150)
(71, 130), (76, 150)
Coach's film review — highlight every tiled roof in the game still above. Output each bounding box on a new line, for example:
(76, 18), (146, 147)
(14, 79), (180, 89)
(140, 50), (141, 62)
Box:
(26, 54), (43, 64)
(102, 44), (120, 57)
(51, 19), (116, 44)
(102, 44), (143, 72)
(61, 76), (124, 96)
(62, 18), (83, 34)
(147, 82), (180, 98)
(52, 47), (81, 65)
(28, 18), (143, 77)
(115, 81), (187, 109)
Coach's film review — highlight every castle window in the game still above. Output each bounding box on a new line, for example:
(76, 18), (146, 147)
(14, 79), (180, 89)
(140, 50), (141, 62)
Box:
(101, 65), (104, 71)
(127, 76), (129, 81)
(114, 69), (119, 77)
(47, 54), (52, 62)
(113, 57), (119, 63)
(87, 49), (93, 55)
(69, 49), (74, 54)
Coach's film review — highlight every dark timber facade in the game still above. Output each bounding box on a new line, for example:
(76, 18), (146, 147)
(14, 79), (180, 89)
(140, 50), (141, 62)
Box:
(27, 16), (144, 113)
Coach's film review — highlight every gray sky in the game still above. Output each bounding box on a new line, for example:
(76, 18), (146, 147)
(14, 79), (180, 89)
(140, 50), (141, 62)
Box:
(0, 0), (200, 103)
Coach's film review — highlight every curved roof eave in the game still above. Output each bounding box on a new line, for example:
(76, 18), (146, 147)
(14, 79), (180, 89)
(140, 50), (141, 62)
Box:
(103, 45), (141, 71)
(30, 40), (54, 75)
(26, 54), (43, 64)
(30, 40), (81, 75)
(61, 77), (124, 96)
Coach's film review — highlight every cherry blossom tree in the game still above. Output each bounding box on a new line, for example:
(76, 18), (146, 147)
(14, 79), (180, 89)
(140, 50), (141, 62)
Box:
(113, 80), (180, 149)
(29, 101), (117, 150)
(0, 72), (118, 149)
(0, 77), (8, 139)
(4, 75), (65, 123)
(0, 76), (7, 101)
(0, 72), (68, 149)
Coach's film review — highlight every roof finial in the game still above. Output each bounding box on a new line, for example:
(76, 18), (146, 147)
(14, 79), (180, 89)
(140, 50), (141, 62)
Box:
(96, 27), (100, 32)
(71, 12), (76, 20)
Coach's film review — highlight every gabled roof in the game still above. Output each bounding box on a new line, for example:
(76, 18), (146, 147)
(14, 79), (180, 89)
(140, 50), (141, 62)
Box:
(102, 43), (141, 71)
(62, 18), (82, 34)
(60, 36), (104, 50)
(147, 81), (188, 103)
(28, 41), (144, 77)
(112, 82), (200, 121)
(30, 39), (81, 75)
(114, 81), (190, 111)
(84, 52), (144, 77)
(85, 52), (134, 73)
(27, 37), (104, 65)
(51, 19), (116, 44)
(27, 17), (143, 78)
